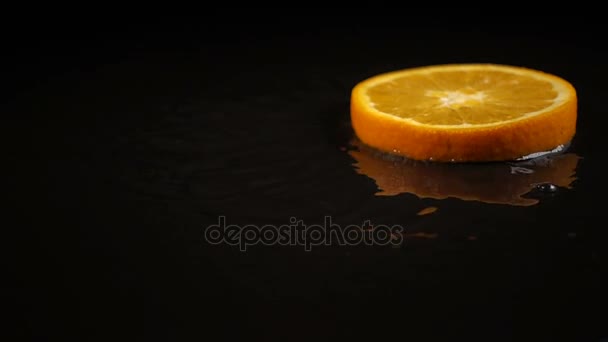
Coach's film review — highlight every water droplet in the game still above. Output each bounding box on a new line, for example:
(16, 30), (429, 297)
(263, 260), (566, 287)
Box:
(407, 232), (438, 239)
(516, 144), (566, 161)
(417, 206), (438, 216)
(536, 183), (558, 193)
(511, 166), (534, 174)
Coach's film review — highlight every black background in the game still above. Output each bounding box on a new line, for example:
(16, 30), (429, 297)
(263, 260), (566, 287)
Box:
(8, 11), (608, 341)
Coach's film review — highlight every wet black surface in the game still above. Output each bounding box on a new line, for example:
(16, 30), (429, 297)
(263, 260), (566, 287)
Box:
(10, 13), (608, 341)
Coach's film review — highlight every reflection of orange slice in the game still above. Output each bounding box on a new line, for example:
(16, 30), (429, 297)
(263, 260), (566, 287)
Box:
(349, 139), (580, 206)
(350, 64), (577, 162)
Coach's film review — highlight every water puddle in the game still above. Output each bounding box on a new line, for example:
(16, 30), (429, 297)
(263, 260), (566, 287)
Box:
(347, 138), (581, 206)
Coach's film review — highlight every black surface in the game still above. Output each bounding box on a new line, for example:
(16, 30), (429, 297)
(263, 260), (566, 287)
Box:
(10, 13), (608, 341)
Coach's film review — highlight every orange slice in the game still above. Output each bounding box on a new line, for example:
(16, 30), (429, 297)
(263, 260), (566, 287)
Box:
(350, 63), (577, 162)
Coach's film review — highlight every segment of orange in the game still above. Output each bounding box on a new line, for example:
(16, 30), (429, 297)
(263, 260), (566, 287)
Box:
(350, 63), (577, 162)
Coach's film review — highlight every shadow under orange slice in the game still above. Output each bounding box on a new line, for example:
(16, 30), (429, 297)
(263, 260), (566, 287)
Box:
(349, 139), (580, 206)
